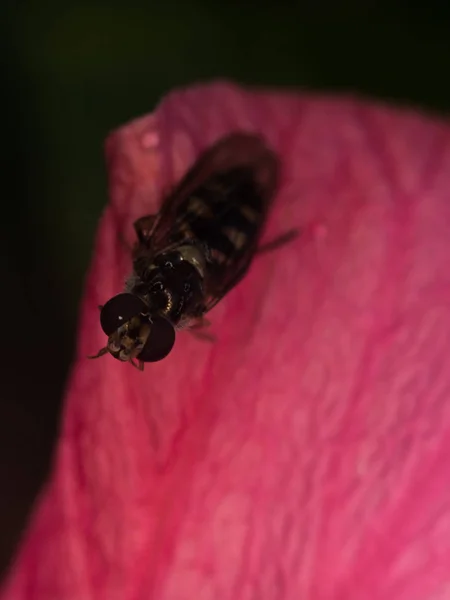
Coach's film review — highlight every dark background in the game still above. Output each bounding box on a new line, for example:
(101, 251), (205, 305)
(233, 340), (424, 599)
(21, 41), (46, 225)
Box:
(1, 0), (450, 579)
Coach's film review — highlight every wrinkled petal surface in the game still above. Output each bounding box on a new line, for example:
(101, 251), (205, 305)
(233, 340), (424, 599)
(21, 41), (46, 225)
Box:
(3, 81), (450, 600)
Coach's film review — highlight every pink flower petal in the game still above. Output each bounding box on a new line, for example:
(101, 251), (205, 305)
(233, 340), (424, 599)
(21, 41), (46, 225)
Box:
(3, 81), (450, 600)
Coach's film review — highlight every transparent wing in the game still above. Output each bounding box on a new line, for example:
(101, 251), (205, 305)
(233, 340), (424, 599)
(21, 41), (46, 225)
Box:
(133, 132), (280, 314)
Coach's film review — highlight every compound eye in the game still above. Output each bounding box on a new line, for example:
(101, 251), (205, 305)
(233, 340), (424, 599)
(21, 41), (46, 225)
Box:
(138, 317), (175, 362)
(99, 293), (148, 335)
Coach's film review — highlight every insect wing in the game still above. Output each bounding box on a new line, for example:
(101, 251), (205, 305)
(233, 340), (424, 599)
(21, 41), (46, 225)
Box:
(134, 132), (280, 314)
(147, 133), (278, 249)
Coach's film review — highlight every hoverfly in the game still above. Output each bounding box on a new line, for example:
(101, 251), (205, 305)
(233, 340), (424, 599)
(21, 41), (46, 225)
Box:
(89, 132), (297, 370)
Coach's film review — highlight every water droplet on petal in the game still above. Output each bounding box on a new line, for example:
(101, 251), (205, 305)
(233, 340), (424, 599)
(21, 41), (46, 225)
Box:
(141, 130), (159, 150)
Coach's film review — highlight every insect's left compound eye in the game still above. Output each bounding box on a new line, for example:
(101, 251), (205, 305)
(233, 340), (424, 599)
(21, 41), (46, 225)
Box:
(100, 293), (148, 335)
(138, 316), (176, 363)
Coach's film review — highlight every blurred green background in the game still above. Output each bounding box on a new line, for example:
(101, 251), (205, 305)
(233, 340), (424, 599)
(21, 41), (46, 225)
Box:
(2, 0), (450, 579)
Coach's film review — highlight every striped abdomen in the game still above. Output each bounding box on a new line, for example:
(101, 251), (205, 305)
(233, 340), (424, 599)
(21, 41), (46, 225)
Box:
(171, 166), (269, 276)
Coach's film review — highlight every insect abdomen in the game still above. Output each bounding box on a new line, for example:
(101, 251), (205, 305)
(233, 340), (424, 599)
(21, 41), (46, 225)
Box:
(173, 167), (266, 270)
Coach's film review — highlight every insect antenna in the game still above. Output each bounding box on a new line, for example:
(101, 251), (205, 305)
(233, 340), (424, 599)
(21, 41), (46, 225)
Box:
(87, 347), (109, 360)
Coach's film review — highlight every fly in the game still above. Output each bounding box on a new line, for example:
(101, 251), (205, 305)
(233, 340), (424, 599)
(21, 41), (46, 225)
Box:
(89, 132), (298, 370)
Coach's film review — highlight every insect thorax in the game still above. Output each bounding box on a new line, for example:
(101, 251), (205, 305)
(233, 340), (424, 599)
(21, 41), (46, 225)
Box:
(125, 243), (207, 326)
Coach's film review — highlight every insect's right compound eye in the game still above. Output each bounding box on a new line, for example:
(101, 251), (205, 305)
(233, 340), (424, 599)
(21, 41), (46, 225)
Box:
(99, 293), (148, 335)
(138, 316), (176, 362)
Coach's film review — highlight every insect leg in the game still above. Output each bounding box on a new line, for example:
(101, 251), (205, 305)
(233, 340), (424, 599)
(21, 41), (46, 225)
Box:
(188, 317), (216, 343)
(189, 317), (212, 329)
(133, 214), (157, 245)
(257, 228), (299, 255)
(130, 358), (145, 371)
(189, 330), (216, 343)
(118, 231), (133, 253)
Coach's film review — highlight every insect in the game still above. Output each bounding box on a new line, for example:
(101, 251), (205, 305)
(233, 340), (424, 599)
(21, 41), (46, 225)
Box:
(89, 132), (297, 370)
